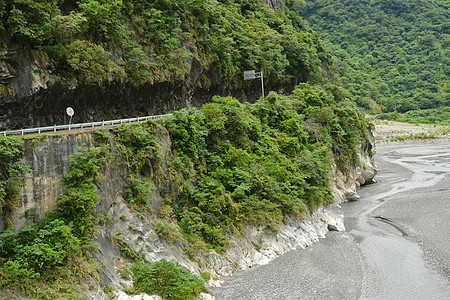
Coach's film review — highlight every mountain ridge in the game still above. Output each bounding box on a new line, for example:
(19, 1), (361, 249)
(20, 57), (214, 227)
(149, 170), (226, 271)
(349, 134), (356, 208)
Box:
(300, 0), (449, 113)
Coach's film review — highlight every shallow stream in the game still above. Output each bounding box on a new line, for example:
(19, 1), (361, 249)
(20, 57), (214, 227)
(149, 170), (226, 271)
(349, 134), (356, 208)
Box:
(214, 143), (450, 299)
(343, 144), (450, 299)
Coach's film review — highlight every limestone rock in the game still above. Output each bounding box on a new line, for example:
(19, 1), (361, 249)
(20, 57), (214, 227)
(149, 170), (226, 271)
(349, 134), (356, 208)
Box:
(265, 0), (283, 11)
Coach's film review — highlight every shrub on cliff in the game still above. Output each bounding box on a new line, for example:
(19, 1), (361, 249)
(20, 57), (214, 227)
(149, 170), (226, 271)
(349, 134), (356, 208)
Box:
(0, 86), (368, 297)
(55, 145), (107, 242)
(116, 85), (367, 253)
(131, 259), (207, 300)
(0, 0), (331, 87)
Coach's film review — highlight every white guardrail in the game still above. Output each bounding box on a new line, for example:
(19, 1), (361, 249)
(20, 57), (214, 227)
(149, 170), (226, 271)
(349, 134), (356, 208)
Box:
(0, 113), (173, 136)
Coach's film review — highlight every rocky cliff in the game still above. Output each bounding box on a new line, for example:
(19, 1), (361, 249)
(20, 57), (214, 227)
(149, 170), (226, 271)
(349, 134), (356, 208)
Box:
(265, 0), (283, 11)
(0, 0), (327, 132)
(6, 126), (376, 299)
(0, 48), (278, 131)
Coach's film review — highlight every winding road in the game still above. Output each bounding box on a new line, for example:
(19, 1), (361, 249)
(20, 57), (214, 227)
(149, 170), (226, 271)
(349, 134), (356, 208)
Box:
(213, 142), (450, 299)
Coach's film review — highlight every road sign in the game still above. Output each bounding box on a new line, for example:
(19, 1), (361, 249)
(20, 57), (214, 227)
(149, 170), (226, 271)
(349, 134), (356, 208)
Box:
(66, 107), (74, 127)
(244, 70), (265, 100)
(244, 70), (256, 80)
(66, 107), (74, 117)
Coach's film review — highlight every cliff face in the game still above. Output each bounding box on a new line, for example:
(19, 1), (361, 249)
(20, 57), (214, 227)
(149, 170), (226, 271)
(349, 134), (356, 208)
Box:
(5, 128), (376, 298)
(0, 0), (329, 132)
(10, 134), (92, 232)
(0, 47), (207, 130)
(0, 48), (294, 131)
(265, 0), (283, 11)
(331, 130), (378, 203)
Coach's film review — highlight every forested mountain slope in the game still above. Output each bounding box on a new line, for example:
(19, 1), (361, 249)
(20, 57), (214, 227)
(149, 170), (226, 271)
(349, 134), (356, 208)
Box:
(0, 1), (382, 299)
(0, 0), (337, 130)
(300, 0), (449, 113)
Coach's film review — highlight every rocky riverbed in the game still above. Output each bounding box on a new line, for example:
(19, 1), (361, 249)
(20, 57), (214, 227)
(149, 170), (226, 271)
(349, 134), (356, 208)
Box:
(373, 120), (450, 145)
(213, 141), (450, 299)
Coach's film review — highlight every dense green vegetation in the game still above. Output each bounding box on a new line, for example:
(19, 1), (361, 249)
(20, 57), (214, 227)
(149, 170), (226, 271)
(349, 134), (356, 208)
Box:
(300, 0), (449, 113)
(0, 0), (333, 88)
(116, 84), (369, 254)
(131, 259), (207, 300)
(92, 81), (369, 296)
(0, 85), (370, 299)
(0, 145), (106, 299)
(166, 88), (367, 253)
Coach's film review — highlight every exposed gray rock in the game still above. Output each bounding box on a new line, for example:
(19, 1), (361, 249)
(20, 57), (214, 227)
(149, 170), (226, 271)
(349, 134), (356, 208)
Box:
(7, 134), (92, 233)
(198, 202), (346, 285)
(330, 128), (377, 204)
(0, 48), (55, 97)
(265, 0), (283, 11)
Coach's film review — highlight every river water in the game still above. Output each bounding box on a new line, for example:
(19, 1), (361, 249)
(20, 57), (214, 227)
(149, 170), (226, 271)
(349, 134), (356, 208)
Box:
(213, 142), (450, 299)
(344, 142), (450, 299)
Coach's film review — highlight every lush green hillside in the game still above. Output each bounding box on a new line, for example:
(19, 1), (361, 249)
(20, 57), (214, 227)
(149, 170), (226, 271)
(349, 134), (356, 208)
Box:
(159, 86), (368, 254)
(0, 84), (370, 298)
(300, 0), (449, 113)
(0, 0), (333, 89)
(0, 2), (379, 298)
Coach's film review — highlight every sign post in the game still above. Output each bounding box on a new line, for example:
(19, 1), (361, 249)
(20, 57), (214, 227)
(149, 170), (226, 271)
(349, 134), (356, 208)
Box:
(66, 107), (74, 130)
(244, 70), (265, 100)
